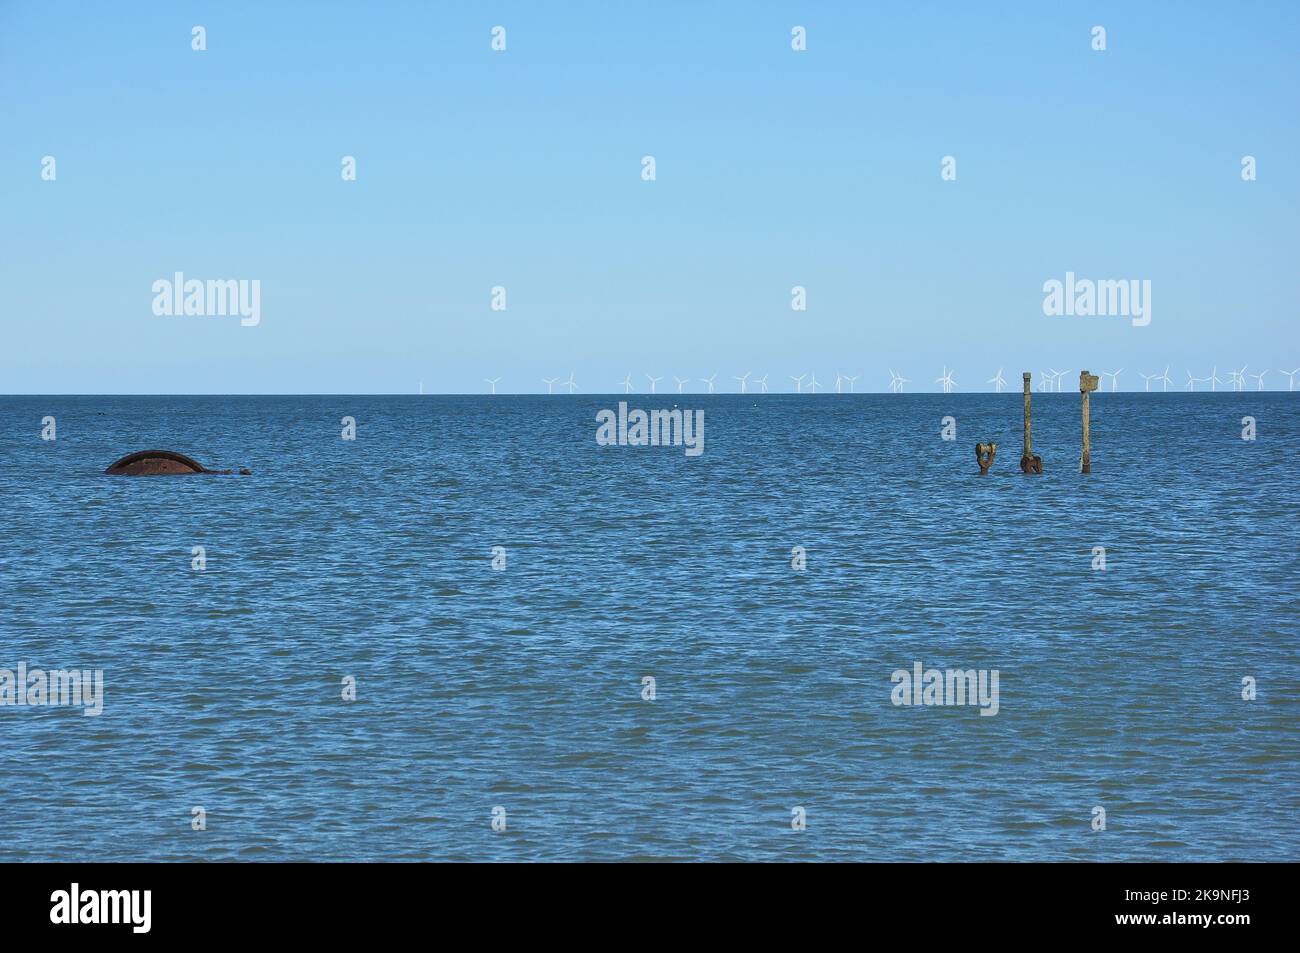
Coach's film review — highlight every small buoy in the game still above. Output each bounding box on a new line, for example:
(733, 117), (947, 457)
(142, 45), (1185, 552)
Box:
(104, 450), (249, 476)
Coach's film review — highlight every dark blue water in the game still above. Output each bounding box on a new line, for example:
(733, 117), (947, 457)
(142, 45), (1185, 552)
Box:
(1, 394), (1296, 861)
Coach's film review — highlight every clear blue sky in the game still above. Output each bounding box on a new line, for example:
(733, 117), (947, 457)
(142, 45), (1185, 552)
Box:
(2, 1), (1297, 393)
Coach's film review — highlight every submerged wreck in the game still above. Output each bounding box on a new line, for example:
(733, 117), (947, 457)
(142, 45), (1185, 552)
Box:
(104, 450), (250, 476)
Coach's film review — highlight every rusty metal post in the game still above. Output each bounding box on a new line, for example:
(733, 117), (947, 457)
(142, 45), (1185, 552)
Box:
(975, 442), (997, 474)
(1022, 373), (1032, 458)
(1080, 370), (1099, 473)
(1020, 372), (1042, 473)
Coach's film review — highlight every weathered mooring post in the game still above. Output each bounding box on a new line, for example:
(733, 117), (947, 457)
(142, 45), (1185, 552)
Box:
(975, 442), (997, 475)
(1079, 370), (1099, 473)
(1019, 372), (1042, 474)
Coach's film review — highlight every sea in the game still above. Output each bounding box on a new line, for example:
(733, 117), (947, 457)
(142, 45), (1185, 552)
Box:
(1, 393), (1296, 861)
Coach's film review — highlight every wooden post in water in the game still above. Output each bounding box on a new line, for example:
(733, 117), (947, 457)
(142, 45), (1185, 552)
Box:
(1079, 370), (1099, 473)
(1022, 372), (1032, 459)
(1019, 372), (1042, 473)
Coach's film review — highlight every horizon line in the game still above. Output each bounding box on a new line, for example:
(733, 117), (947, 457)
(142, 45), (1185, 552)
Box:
(2, 391), (1292, 399)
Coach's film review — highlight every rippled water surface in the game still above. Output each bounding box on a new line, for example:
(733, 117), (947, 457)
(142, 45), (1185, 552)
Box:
(1, 394), (1297, 861)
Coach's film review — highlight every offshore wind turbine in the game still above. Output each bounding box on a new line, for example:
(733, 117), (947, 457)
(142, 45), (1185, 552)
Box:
(987, 368), (1007, 392)
(620, 374), (634, 393)
(1139, 372), (1157, 392)
(564, 372), (577, 394)
(673, 376), (689, 393)
(935, 367), (956, 394)
(1248, 369), (1268, 390)
(888, 369), (909, 394)
(1185, 371), (1202, 392)
(834, 371), (844, 394)
(700, 373), (717, 394)
(733, 371), (751, 394)
(844, 374), (859, 393)
(646, 374), (662, 394)
(1100, 368), (1122, 392)
(1284, 367), (1300, 391)
(1208, 366), (1223, 392)
(1158, 365), (1172, 392)
(807, 372), (821, 393)
(755, 374), (769, 393)
(485, 377), (501, 395)
(789, 373), (806, 393)
(1227, 365), (1247, 391)
(542, 377), (560, 395)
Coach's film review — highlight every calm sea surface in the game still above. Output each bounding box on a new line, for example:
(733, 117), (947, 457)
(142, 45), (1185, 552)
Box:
(1, 394), (1297, 861)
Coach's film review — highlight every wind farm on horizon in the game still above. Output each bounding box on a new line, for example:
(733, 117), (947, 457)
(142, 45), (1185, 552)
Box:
(424, 364), (1300, 395)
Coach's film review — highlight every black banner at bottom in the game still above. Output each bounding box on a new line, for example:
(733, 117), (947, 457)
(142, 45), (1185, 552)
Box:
(0, 862), (1282, 940)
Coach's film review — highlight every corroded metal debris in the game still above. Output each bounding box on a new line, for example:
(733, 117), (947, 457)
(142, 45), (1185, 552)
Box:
(104, 450), (250, 476)
(1019, 372), (1043, 474)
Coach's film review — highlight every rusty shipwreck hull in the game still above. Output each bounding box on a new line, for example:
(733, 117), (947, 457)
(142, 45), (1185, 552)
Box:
(104, 450), (249, 476)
